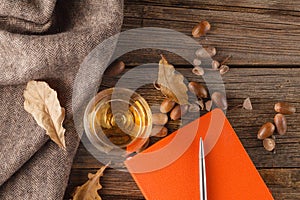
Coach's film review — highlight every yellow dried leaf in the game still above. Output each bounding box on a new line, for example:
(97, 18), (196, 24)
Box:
(157, 55), (188, 104)
(23, 80), (66, 149)
(72, 164), (109, 200)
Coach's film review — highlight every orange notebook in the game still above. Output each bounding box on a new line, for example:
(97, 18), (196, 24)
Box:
(125, 109), (274, 200)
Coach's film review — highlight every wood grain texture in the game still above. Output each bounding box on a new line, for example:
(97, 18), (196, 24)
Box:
(72, 68), (300, 168)
(65, 68), (300, 199)
(65, 1), (300, 199)
(129, 0), (300, 12)
(65, 168), (300, 200)
(120, 1), (300, 66)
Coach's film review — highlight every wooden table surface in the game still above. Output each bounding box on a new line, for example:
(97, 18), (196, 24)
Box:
(64, 1), (300, 199)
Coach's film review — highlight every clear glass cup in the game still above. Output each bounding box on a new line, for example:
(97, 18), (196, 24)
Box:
(84, 87), (152, 154)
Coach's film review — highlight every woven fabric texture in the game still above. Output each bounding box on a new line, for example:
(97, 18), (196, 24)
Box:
(0, 0), (123, 199)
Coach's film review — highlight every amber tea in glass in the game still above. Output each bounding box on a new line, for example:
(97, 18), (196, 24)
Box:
(84, 88), (152, 153)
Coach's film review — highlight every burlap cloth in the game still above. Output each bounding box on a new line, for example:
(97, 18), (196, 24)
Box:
(0, 0), (123, 199)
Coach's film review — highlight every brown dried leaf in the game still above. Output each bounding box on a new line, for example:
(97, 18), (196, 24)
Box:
(23, 80), (66, 149)
(72, 164), (109, 200)
(157, 55), (188, 105)
(243, 97), (253, 110)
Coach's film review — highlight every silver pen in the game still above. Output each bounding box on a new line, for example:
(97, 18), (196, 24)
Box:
(199, 137), (207, 200)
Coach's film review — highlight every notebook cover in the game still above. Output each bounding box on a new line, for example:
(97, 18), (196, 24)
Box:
(125, 109), (274, 200)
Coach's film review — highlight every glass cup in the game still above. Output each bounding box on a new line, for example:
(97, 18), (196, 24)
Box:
(84, 87), (152, 154)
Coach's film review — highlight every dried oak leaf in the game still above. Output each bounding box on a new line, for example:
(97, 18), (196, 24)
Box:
(157, 55), (188, 105)
(23, 80), (66, 149)
(243, 97), (253, 110)
(72, 164), (109, 200)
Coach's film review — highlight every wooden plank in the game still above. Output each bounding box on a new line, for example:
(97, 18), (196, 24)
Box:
(121, 3), (300, 65)
(71, 68), (300, 169)
(67, 67), (300, 199)
(126, 0), (300, 12)
(259, 169), (300, 200)
(122, 17), (142, 30)
(67, 1), (300, 199)
(64, 168), (300, 199)
(72, 140), (300, 169)
(64, 168), (143, 200)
